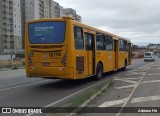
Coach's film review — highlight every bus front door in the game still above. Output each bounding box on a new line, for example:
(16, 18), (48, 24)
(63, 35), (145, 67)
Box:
(85, 33), (95, 76)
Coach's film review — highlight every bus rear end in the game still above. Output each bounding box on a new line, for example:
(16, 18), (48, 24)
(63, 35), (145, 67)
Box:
(25, 18), (74, 79)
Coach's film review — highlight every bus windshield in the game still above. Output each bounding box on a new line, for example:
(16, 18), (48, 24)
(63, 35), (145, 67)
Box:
(28, 22), (66, 44)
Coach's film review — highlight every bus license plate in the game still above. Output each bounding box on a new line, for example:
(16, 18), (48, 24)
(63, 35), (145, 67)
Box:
(42, 62), (50, 66)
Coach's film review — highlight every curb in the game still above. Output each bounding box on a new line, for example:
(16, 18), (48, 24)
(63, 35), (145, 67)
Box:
(0, 67), (25, 71)
(0, 68), (9, 71)
(70, 79), (113, 116)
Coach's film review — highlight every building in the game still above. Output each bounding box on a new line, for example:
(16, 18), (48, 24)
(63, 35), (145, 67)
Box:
(43, 0), (63, 18)
(24, 0), (44, 21)
(63, 8), (77, 19)
(59, 6), (64, 17)
(50, 1), (60, 18)
(43, 0), (50, 18)
(63, 8), (82, 22)
(0, 0), (82, 54)
(0, 0), (23, 54)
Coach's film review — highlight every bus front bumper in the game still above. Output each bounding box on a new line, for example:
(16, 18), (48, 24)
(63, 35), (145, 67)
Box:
(26, 66), (74, 79)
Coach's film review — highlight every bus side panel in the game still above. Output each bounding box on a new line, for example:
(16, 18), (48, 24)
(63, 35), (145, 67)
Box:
(95, 51), (106, 72)
(115, 40), (119, 69)
(105, 51), (115, 72)
(25, 22), (30, 77)
(128, 43), (132, 65)
(75, 51), (85, 79)
(65, 19), (76, 79)
(72, 23), (86, 79)
(118, 51), (127, 68)
(112, 51), (116, 69)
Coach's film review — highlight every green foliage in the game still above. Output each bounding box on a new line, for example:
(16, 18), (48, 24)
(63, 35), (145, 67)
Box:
(67, 80), (113, 112)
(11, 65), (18, 70)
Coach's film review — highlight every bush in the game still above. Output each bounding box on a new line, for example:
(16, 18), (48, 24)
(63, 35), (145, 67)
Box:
(22, 61), (25, 66)
(11, 65), (18, 70)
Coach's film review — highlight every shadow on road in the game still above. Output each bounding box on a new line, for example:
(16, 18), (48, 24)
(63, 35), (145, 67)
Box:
(33, 69), (126, 90)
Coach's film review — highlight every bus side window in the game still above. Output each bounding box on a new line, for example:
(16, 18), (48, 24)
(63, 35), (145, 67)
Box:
(85, 33), (94, 50)
(124, 41), (127, 51)
(74, 27), (84, 50)
(96, 33), (105, 50)
(119, 39), (127, 51)
(105, 36), (113, 51)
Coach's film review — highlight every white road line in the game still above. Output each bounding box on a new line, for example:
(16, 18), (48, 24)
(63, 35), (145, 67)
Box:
(114, 79), (137, 84)
(125, 72), (139, 75)
(131, 95), (160, 103)
(114, 77), (142, 80)
(0, 69), (25, 75)
(148, 73), (160, 76)
(133, 69), (149, 71)
(152, 65), (160, 67)
(0, 80), (49, 92)
(150, 68), (160, 70)
(0, 74), (25, 79)
(116, 62), (153, 116)
(98, 97), (128, 107)
(141, 80), (160, 84)
(114, 84), (136, 89)
(125, 72), (146, 75)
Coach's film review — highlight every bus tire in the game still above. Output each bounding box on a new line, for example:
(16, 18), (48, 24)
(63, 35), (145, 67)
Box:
(121, 60), (127, 71)
(96, 63), (103, 80)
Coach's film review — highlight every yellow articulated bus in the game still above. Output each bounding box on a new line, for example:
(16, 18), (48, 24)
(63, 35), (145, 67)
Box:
(25, 16), (132, 80)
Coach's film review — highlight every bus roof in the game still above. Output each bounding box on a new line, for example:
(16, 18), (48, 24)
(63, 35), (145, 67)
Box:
(27, 16), (131, 43)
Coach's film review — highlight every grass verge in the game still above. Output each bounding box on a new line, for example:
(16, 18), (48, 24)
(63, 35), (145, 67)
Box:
(66, 79), (114, 113)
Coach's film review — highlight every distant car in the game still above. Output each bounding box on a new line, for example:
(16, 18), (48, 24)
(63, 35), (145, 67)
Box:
(144, 52), (155, 61)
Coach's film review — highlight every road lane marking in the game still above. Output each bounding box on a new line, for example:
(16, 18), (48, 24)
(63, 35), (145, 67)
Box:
(0, 73), (25, 76)
(133, 70), (148, 72)
(0, 69), (25, 75)
(98, 97), (128, 107)
(141, 80), (160, 84)
(150, 68), (160, 70)
(125, 72), (146, 75)
(152, 65), (160, 67)
(114, 77), (142, 80)
(131, 95), (160, 103)
(0, 80), (49, 92)
(148, 73), (160, 76)
(116, 62), (153, 116)
(0, 74), (25, 80)
(114, 85), (136, 89)
(114, 79), (138, 84)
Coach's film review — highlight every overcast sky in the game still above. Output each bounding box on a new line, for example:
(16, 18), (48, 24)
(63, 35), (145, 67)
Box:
(55, 0), (160, 46)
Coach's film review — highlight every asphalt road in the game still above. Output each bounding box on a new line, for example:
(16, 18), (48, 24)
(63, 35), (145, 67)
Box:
(0, 58), (147, 108)
(85, 56), (160, 116)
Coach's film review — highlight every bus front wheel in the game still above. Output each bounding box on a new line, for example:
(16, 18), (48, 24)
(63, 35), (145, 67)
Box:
(96, 63), (103, 80)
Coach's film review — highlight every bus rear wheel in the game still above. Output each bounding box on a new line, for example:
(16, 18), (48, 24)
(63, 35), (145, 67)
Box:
(121, 61), (127, 71)
(96, 63), (103, 80)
